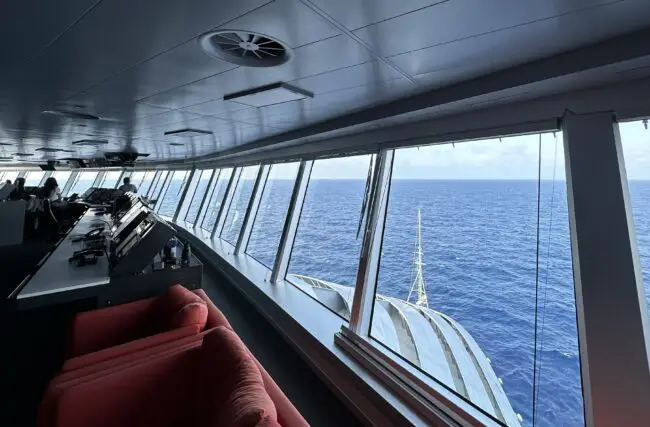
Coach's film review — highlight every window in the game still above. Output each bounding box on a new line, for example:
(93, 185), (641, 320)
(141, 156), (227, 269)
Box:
(148, 170), (168, 201)
(369, 134), (582, 426)
(185, 170), (213, 224)
(221, 165), (260, 245)
(177, 169), (213, 224)
(177, 170), (201, 222)
(199, 168), (232, 232)
(157, 170), (190, 218)
(24, 171), (45, 186)
(51, 171), (72, 191)
(247, 162), (300, 269)
(0, 170), (19, 184)
(67, 171), (98, 196)
(619, 120), (650, 318)
(98, 171), (122, 188)
(286, 155), (374, 319)
(137, 171), (156, 195)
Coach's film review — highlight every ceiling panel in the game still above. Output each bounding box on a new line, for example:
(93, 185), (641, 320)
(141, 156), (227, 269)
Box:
(289, 61), (404, 95)
(64, 41), (238, 107)
(352, 0), (621, 58)
(391, 0), (650, 87)
(216, 0), (340, 48)
(17, 0), (270, 93)
(181, 99), (255, 117)
(143, 34), (375, 109)
(0, 0), (99, 75)
(306, 0), (449, 31)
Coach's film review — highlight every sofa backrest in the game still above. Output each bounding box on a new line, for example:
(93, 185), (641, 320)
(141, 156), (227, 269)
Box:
(155, 285), (208, 331)
(198, 327), (278, 427)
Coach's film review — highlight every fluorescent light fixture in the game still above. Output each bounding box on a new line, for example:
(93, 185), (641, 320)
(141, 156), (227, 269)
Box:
(169, 142), (184, 146)
(223, 82), (313, 107)
(72, 139), (109, 146)
(0, 142), (12, 146)
(36, 147), (63, 152)
(0, 157), (12, 161)
(13, 153), (34, 157)
(164, 128), (213, 137)
(41, 110), (100, 120)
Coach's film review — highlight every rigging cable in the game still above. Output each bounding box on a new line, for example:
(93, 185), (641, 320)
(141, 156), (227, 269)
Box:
(532, 133), (543, 427)
(533, 132), (560, 425)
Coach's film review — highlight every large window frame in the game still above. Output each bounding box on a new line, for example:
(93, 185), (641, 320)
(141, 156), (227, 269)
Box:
(119, 112), (650, 426)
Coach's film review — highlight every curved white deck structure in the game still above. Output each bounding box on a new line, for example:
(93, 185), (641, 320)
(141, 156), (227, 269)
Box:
(289, 274), (522, 426)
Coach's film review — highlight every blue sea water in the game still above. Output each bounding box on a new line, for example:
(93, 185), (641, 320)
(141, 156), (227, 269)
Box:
(154, 177), (650, 427)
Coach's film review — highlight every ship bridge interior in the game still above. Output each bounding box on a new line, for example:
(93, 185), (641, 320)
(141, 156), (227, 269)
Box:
(2, 1), (650, 426)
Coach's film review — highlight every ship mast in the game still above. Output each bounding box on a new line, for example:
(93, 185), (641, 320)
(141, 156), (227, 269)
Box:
(408, 208), (429, 308)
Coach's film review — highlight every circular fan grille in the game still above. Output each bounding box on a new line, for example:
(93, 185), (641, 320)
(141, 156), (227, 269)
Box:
(199, 30), (292, 67)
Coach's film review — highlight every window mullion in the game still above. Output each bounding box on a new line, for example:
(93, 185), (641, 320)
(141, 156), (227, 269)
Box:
(145, 171), (160, 198)
(271, 160), (313, 284)
(173, 167), (196, 222)
(235, 165), (270, 255)
(116, 169), (127, 188)
(349, 149), (395, 336)
(62, 171), (78, 196)
(93, 171), (105, 188)
(194, 169), (217, 228)
(212, 167), (242, 239)
(182, 169), (204, 222)
(154, 171), (173, 214)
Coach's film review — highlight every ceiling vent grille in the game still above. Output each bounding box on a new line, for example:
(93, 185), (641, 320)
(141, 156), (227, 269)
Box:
(199, 30), (291, 67)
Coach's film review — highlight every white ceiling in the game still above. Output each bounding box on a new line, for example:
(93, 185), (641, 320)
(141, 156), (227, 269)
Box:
(2, 0), (650, 165)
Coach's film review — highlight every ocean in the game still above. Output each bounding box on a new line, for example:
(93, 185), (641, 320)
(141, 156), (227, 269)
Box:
(112, 176), (650, 427)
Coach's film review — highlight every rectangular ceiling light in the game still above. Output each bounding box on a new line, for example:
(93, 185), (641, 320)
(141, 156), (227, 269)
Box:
(13, 153), (34, 157)
(224, 82), (313, 108)
(36, 147), (63, 152)
(0, 157), (12, 161)
(164, 129), (213, 137)
(0, 142), (12, 146)
(72, 139), (109, 146)
(169, 142), (184, 146)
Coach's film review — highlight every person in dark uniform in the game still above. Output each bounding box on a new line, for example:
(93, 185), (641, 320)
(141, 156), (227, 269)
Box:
(35, 178), (62, 236)
(9, 178), (28, 201)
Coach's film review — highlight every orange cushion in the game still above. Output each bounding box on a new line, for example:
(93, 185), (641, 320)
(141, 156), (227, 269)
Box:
(199, 328), (278, 427)
(156, 285), (208, 330)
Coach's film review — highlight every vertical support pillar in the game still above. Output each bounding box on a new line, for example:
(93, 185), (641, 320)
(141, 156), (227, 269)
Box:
(271, 160), (313, 284)
(563, 111), (650, 427)
(235, 165), (270, 255)
(173, 167), (196, 222)
(349, 150), (394, 335)
(194, 169), (217, 228)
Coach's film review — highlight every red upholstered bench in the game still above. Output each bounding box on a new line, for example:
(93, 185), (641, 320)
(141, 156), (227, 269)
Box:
(42, 286), (308, 427)
(39, 328), (286, 427)
(65, 285), (209, 359)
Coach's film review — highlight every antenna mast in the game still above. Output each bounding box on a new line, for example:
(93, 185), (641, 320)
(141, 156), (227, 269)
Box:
(408, 208), (429, 308)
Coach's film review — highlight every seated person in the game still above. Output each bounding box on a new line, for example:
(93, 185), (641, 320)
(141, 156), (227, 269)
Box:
(118, 177), (137, 193)
(9, 177), (29, 201)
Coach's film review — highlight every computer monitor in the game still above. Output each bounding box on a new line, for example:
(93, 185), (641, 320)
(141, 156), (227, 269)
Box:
(110, 213), (174, 276)
(111, 204), (149, 247)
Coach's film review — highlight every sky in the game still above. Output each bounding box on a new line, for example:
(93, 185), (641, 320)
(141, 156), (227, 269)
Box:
(265, 120), (650, 180)
(180, 120), (650, 181)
